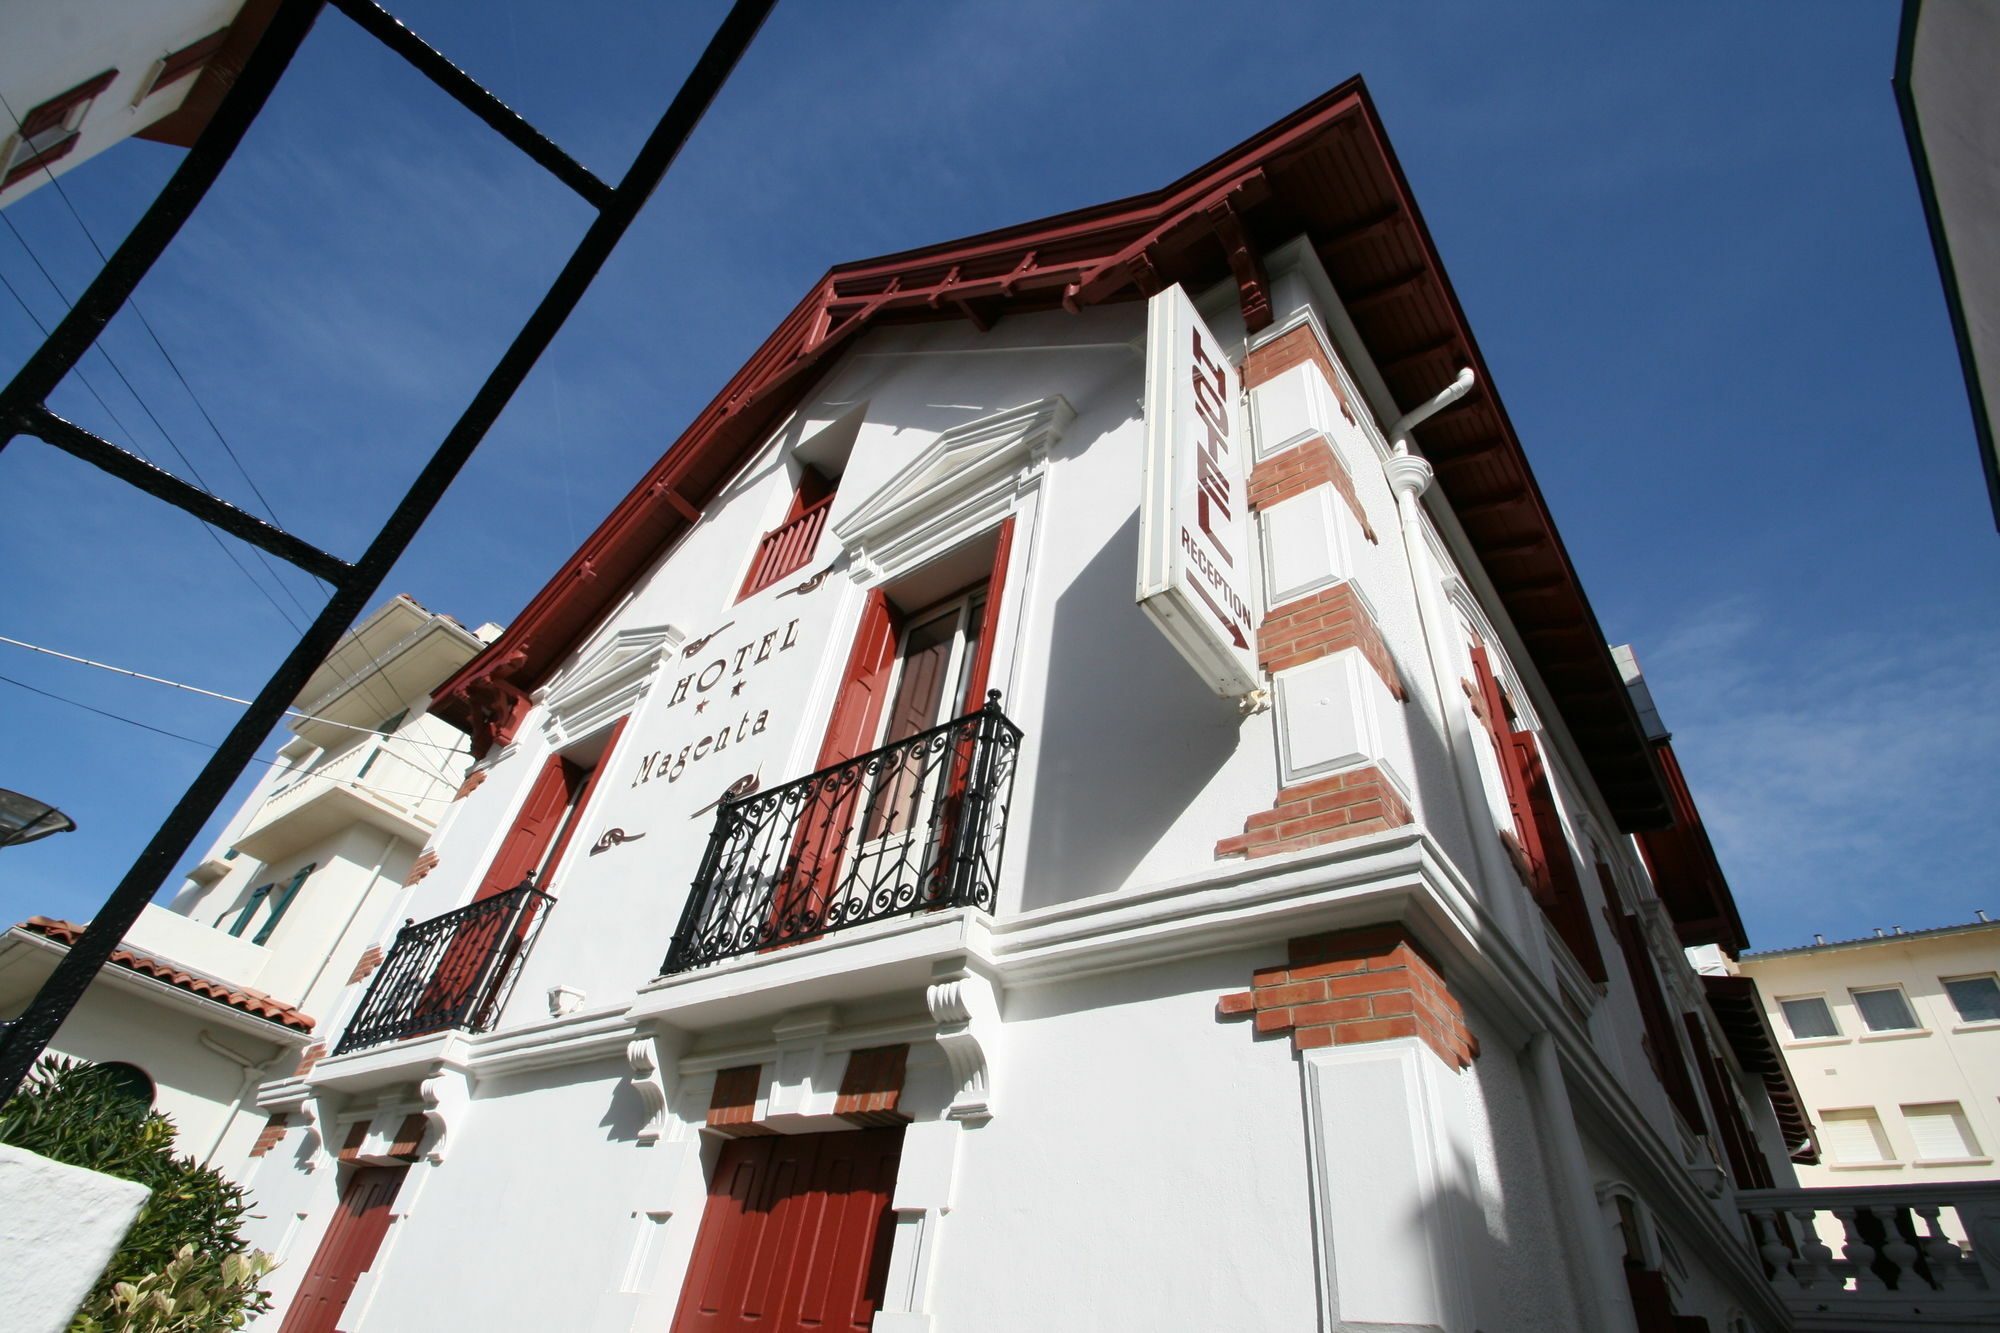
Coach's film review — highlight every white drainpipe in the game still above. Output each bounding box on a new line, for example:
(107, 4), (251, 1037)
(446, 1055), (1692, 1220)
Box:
(198, 1030), (275, 1167)
(1380, 368), (1533, 942)
(1528, 1030), (1640, 1332)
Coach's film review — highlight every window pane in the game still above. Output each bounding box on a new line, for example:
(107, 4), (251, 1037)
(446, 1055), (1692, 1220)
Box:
(1902, 1102), (1979, 1160)
(1820, 1108), (1891, 1164)
(1852, 987), (1918, 1032)
(1944, 975), (2000, 1024)
(1780, 996), (1839, 1039)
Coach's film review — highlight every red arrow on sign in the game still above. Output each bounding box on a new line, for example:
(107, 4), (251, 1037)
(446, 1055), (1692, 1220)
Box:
(1188, 577), (1249, 650)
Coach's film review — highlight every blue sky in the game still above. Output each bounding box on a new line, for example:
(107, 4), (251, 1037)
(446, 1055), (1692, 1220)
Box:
(0, 1), (1992, 952)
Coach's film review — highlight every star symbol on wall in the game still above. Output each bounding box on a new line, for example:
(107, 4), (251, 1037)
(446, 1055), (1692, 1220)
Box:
(694, 700), (708, 713)
(730, 681), (745, 696)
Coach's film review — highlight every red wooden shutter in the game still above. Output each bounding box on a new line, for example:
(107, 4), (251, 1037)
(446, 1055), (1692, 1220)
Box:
(1471, 643), (1607, 982)
(957, 517), (1014, 713)
(535, 716), (625, 894)
(670, 1129), (902, 1333)
(471, 717), (626, 899)
(1682, 1011), (1773, 1189)
(777, 595), (903, 923)
(1511, 734), (1607, 983)
(475, 755), (577, 899)
(277, 1165), (406, 1333)
(1614, 911), (1705, 1129)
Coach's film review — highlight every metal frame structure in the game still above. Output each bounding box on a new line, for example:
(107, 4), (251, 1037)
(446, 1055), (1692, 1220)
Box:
(0, 0), (779, 1103)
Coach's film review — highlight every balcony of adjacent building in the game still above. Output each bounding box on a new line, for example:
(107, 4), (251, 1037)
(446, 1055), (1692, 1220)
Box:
(233, 733), (456, 864)
(1738, 1181), (2000, 1331)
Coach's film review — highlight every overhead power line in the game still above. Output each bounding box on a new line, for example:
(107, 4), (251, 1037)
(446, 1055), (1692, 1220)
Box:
(0, 633), (469, 762)
(0, 670), (461, 807)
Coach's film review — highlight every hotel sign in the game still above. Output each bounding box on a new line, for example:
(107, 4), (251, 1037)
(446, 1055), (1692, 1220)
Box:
(1137, 285), (1258, 697)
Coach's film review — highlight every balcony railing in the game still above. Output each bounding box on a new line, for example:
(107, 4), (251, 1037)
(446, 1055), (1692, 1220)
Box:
(664, 693), (1022, 974)
(1740, 1182), (2000, 1329)
(334, 883), (552, 1055)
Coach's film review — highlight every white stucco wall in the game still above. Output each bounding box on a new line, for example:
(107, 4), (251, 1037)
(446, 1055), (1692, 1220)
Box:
(238, 240), (1786, 1333)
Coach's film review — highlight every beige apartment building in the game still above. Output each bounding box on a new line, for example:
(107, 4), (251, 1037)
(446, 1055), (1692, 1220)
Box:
(1736, 917), (2000, 1183)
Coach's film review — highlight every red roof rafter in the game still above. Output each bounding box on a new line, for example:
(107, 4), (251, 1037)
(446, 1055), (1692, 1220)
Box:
(433, 77), (1671, 830)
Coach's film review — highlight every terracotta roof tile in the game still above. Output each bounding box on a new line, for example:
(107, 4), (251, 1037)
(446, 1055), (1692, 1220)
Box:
(14, 917), (316, 1033)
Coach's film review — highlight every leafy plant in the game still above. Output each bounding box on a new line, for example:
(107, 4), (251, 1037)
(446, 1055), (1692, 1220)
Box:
(0, 1058), (275, 1332)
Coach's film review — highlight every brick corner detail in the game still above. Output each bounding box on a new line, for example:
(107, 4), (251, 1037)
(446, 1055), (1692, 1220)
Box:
(1246, 437), (1377, 544)
(1217, 923), (1478, 1069)
(1216, 766), (1412, 861)
(1258, 583), (1405, 701)
(404, 849), (440, 887)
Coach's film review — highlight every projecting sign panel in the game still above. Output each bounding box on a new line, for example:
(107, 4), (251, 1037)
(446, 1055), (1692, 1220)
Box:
(1137, 285), (1259, 697)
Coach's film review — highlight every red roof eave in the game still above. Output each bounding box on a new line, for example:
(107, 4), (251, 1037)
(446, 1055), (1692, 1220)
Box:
(15, 917), (315, 1033)
(433, 78), (1671, 830)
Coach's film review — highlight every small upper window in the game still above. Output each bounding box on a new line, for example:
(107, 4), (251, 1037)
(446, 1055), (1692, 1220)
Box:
(1779, 995), (1840, 1040)
(1902, 1101), (1981, 1160)
(3, 71), (118, 190)
(1943, 974), (2000, 1024)
(738, 466), (836, 600)
(1819, 1107), (1893, 1164)
(1851, 986), (1920, 1033)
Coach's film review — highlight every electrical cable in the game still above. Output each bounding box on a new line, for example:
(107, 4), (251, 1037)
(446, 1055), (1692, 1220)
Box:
(2, 87), (314, 574)
(0, 670), (462, 806)
(0, 213), (312, 632)
(0, 632), (471, 760)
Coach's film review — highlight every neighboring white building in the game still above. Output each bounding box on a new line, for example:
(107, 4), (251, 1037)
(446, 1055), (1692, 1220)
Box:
(1736, 918), (2000, 1184)
(237, 83), (1876, 1333)
(0, 0), (276, 209)
(0, 595), (493, 1172)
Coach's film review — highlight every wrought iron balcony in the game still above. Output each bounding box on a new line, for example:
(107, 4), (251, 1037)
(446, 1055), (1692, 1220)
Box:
(664, 693), (1022, 974)
(334, 883), (552, 1055)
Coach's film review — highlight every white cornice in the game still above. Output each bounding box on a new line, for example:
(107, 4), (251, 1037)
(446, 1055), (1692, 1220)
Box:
(833, 396), (1073, 584)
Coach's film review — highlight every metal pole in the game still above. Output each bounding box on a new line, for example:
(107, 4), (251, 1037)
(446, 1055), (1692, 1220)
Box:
(0, 0), (780, 1103)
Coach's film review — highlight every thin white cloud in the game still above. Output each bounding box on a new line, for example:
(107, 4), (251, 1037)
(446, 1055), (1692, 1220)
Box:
(1638, 597), (2000, 948)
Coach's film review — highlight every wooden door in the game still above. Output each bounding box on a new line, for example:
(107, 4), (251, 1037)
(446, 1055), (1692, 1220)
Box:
(669, 1128), (903, 1332)
(277, 1165), (406, 1333)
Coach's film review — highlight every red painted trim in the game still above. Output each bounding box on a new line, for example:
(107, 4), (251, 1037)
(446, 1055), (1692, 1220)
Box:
(154, 30), (230, 92)
(430, 77), (1670, 831)
(959, 516), (1013, 712)
(276, 1165), (406, 1333)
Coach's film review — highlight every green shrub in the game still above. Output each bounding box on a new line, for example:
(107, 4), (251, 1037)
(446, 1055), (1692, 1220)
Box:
(0, 1058), (275, 1332)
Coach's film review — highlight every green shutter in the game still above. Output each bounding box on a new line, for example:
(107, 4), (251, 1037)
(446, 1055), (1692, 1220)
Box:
(253, 863), (316, 945)
(228, 885), (272, 937)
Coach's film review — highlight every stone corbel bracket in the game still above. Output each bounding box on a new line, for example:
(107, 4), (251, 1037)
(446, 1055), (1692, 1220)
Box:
(627, 1036), (671, 1144)
(418, 1059), (476, 1165)
(926, 960), (1002, 1122)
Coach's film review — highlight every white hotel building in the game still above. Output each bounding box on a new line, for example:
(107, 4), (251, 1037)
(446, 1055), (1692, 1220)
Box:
(232, 82), (1942, 1333)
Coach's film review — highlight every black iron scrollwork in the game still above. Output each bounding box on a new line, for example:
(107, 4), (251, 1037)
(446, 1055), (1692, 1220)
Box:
(663, 695), (1020, 974)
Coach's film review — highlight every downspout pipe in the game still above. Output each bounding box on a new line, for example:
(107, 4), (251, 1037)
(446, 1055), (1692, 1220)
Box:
(1380, 368), (1533, 940)
(1529, 1029), (1640, 1333)
(198, 1029), (274, 1167)
(1389, 367), (1477, 455)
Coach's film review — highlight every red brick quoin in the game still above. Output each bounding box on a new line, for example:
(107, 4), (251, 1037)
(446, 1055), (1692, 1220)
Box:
(1242, 322), (1377, 543)
(1215, 767), (1413, 860)
(1218, 924), (1478, 1070)
(1258, 583), (1405, 700)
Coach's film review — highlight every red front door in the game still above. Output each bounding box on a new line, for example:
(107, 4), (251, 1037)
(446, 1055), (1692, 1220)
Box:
(669, 1128), (903, 1332)
(277, 1165), (406, 1333)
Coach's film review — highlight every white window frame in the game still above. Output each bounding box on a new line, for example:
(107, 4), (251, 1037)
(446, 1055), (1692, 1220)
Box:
(1776, 993), (1844, 1044)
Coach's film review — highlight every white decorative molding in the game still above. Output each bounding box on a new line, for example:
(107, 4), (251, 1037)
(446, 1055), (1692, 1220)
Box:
(925, 962), (1001, 1122)
(540, 622), (683, 749)
(418, 1059), (475, 1165)
(1300, 1039), (1473, 1332)
(547, 985), (587, 1018)
(1273, 648), (1389, 786)
(626, 1037), (669, 1144)
(834, 396), (1073, 585)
